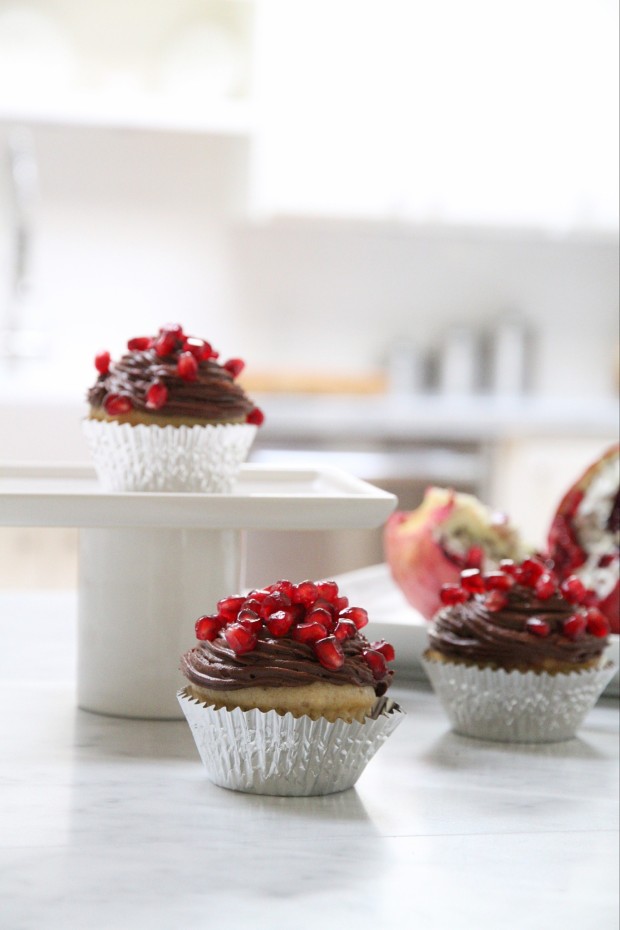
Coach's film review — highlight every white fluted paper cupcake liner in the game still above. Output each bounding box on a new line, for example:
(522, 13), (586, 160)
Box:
(422, 655), (616, 743)
(178, 688), (405, 796)
(82, 419), (257, 492)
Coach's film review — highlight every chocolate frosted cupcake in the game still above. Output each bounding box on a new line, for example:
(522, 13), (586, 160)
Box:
(178, 578), (404, 795)
(422, 558), (615, 742)
(83, 324), (264, 492)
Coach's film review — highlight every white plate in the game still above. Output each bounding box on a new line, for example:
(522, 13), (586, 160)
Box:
(0, 462), (396, 530)
(333, 563), (619, 698)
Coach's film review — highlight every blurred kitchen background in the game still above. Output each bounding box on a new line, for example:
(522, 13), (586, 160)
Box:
(0, 0), (618, 588)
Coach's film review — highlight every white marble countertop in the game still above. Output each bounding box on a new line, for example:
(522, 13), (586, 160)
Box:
(1, 590), (619, 930)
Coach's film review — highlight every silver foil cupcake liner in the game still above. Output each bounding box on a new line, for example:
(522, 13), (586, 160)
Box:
(82, 419), (256, 492)
(178, 688), (405, 796)
(422, 656), (616, 743)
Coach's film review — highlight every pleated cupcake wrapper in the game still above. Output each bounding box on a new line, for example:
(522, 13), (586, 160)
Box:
(422, 656), (616, 743)
(177, 688), (405, 796)
(82, 419), (257, 492)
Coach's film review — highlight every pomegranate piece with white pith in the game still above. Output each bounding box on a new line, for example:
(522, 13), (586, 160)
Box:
(548, 444), (619, 634)
(384, 486), (527, 620)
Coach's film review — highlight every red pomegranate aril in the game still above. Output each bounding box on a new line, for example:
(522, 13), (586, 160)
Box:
(316, 580), (339, 602)
(465, 545), (484, 569)
(177, 352), (198, 381)
(314, 636), (345, 670)
(372, 640), (396, 662)
(515, 557), (546, 587)
(217, 594), (246, 622)
(460, 569), (485, 594)
(562, 613), (587, 639)
(183, 337), (207, 361)
(127, 336), (151, 351)
(292, 621), (328, 645)
(335, 595), (349, 612)
(306, 607), (334, 631)
(95, 351), (111, 374)
(146, 381), (168, 410)
(333, 619), (357, 641)
(237, 614), (262, 634)
(265, 609), (296, 637)
(439, 583), (469, 606)
(598, 553), (615, 568)
(585, 607), (610, 637)
(339, 606), (369, 629)
(483, 572), (515, 592)
(534, 573), (557, 600)
(195, 615), (222, 641)
(560, 575), (587, 605)
(202, 342), (217, 360)
(154, 332), (177, 357)
(485, 590), (508, 612)
(103, 393), (132, 415)
(159, 323), (184, 338)
(362, 648), (388, 679)
(526, 617), (551, 638)
(224, 623), (257, 654)
(246, 407), (265, 426)
(292, 581), (319, 607)
(259, 591), (292, 619)
(223, 358), (245, 378)
(499, 559), (517, 576)
(270, 579), (295, 600)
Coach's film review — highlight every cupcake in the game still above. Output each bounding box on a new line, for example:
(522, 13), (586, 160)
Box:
(82, 324), (264, 492)
(178, 578), (404, 795)
(422, 557), (616, 742)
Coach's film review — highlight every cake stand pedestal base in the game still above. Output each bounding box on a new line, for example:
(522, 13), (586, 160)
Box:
(77, 527), (243, 719)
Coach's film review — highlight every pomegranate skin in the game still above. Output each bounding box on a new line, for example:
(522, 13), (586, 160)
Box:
(383, 487), (525, 620)
(548, 444), (620, 635)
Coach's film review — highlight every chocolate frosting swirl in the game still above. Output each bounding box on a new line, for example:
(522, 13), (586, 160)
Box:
(428, 585), (608, 669)
(88, 349), (254, 422)
(181, 631), (393, 696)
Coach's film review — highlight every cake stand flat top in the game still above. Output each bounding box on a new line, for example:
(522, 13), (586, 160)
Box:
(0, 463), (397, 530)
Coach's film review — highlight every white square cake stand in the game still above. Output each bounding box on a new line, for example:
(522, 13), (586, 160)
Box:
(1, 463), (396, 719)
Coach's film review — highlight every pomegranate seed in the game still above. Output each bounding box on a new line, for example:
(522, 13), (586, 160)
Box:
(270, 579), (295, 600)
(223, 358), (245, 378)
(333, 619), (357, 641)
(246, 407), (265, 426)
(598, 554), (615, 568)
(314, 636), (344, 670)
(245, 588), (268, 603)
(335, 595), (349, 611)
(362, 648), (388, 679)
(292, 621), (328, 645)
(159, 323), (184, 338)
(177, 352), (198, 381)
(240, 597), (262, 614)
(514, 557), (546, 587)
(460, 569), (485, 594)
(465, 545), (484, 569)
(499, 559), (517, 576)
(265, 609), (296, 637)
(127, 336), (151, 351)
(95, 351), (110, 374)
(534, 573), (557, 600)
(217, 595), (246, 622)
(237, 611), (262, 634)
(585, 607), (610, 638)
(224, 623), (257, 654)
(339, 606), (368, 629)
(146, 381), (168, 410)
(195, 615), (223, 641)
(562, 613), (587, 639)
(259, 591), (292, 619)
(183, 337), (207, 361)
(306, 607), (334, 631)
(526, 617), (551, 638)
(313, 597), (337, 618)
(560, 575), (587, 605)
(154, 332), (177, 357)
(582, 589), (599, 607)
(316, 580), (339, 602)
(439, 584), (470, 606)
(202, 343), (217, 360)
(103, 393), (132, 415)
(485, 591), (508, 612)
(483, 572), (515, 592)
(372, 640), (396, 662)
(292, 581), (319, 607)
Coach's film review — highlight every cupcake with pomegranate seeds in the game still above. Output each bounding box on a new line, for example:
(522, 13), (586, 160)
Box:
(178, 578), (403, 795)
(422, 556), (616, 742)
(83, 324), (264, 492)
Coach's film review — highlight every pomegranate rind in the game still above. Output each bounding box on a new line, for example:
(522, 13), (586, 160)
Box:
(548, 444), (620, 634)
